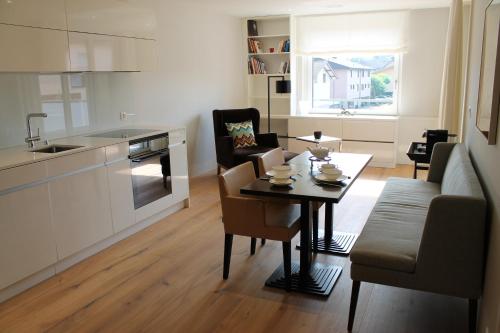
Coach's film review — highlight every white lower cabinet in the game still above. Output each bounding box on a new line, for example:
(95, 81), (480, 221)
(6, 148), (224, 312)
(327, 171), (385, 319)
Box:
(106, 160), (136, 233)
(49, 166), (113, 259)
(0, 184), (57, 290)
(170, 141), (189, 201)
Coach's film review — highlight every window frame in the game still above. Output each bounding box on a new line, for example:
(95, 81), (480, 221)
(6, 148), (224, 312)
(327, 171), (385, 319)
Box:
(308, 53), (401, 116)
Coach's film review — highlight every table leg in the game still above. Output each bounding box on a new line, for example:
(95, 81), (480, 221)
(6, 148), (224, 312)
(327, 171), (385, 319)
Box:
(312, 203), (358, 255)
(265, 200), (342, 296)
(324, 202), (333, 242)
(299, 201), (313, 277)
(413, 161), (418, 179)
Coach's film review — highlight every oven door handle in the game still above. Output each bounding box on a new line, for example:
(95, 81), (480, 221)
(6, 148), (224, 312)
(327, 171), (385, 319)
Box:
(129, 149), (168, 162)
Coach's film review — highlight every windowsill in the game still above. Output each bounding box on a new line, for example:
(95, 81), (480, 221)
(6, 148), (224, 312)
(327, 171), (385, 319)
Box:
(291, 113), (399, 120)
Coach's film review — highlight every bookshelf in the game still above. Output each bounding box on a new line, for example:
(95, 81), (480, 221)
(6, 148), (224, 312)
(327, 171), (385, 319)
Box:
(244, 16), (291, 145)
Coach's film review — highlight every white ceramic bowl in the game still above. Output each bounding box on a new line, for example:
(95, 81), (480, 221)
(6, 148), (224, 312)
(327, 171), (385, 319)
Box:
(273, 172), (291, 179)
(272, 165), (291, 172)
(310, 149), (329, 159)
(321, 163), (337, 170)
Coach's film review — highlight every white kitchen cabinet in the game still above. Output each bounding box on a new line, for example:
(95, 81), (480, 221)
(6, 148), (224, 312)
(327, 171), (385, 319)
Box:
(0, 0), (67, 30)
(0, 23), (70, 72)
(0, 184), (57, 290)
(107, 159), (135, 233)
(50, 166), (113, 259)
(169, 139), (189, 202)
(68, 32), (157, 72)
(65, 0), (157, 39)
(46, 148), (106, 178)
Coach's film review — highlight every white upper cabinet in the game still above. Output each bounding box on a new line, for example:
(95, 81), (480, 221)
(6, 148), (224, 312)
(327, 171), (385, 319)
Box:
(0, 0), (67, 30)
(0, 23), (70, 72)
(65, 0), (157, 39)
(68, 32), (157, 72)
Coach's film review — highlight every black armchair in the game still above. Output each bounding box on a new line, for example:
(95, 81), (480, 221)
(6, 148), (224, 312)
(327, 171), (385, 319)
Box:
(213, 108), (296, 174)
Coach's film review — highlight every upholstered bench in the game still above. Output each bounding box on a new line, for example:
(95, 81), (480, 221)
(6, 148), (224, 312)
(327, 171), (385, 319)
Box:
(348, 143), (487, 333)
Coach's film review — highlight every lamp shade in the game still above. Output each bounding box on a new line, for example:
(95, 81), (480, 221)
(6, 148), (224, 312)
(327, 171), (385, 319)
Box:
(275, 79), (291, 93)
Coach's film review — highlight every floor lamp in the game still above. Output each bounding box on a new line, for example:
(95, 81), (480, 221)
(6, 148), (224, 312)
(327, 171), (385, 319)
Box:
(267, 76), (291, 133)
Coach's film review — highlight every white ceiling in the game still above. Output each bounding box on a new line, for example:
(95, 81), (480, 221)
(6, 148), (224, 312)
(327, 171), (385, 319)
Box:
(183, 0), (452, 17)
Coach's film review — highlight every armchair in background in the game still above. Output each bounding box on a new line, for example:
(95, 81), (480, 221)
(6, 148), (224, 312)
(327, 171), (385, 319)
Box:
(213, 108), (297, 175)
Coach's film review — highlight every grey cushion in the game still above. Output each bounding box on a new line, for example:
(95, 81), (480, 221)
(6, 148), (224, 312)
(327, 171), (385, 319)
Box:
(441, 144), (484, 198)
(350, 178), (441, 273)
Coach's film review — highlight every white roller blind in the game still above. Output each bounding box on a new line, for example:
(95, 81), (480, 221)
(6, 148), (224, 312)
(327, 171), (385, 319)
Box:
(296, 11), (409, 55)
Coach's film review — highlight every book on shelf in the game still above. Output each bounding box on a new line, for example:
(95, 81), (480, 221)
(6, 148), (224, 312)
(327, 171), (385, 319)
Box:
(247, 20), (258, 36)
(247, 38), (262, 54)
(277, 39), (290, 53)
(279, 61), (290, 74)
(248, 56), (267, 74)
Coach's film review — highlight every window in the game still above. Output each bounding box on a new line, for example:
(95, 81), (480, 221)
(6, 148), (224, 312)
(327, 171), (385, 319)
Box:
(311, 54), (399, 115)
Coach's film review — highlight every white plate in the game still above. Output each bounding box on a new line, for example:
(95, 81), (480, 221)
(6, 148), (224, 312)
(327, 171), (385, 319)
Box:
(314, 173), (347, 183)
(266, 170), (297, 178)
(269, 178), (293, 186)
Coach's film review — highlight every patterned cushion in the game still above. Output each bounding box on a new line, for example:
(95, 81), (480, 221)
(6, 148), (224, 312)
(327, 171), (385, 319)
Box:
(225, 120), (258, 148)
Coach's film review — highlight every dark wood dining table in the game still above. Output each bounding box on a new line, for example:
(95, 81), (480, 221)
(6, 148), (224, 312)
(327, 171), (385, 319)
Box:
(240, 151), (372, 296)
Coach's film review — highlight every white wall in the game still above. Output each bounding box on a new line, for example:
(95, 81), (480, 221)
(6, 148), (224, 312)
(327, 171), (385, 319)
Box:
(0, 2), (246, 176)
(397, 6), (471, 164)
(465, 0), (500, 331)
(111, 1), (247, 175)
(397, 7), (449, 163)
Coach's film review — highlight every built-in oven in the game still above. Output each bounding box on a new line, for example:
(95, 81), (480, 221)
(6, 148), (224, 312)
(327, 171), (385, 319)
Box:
(129, 133), (172, 209)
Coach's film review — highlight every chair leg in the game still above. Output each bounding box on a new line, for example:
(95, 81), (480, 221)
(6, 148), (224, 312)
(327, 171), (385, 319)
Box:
(261, 239), (266, 246)
(250, 237), (256, 255)
(348, 280), (361, 331)
(469, 298), (478, 333)
(223, 234), (233, 280)
(282, 241), (292, 292)
(312, 209), (319, 252)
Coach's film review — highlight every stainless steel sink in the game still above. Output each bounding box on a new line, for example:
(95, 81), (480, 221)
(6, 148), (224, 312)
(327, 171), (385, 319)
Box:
(30, 145), (83, 153)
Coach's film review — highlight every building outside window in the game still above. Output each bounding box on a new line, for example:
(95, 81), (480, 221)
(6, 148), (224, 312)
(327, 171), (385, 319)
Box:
(311, 54), (398, 114)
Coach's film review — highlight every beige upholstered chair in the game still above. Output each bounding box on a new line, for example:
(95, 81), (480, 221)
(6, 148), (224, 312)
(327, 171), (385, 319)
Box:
(258, 148), (323, 249)
(218, 162), (301, 290)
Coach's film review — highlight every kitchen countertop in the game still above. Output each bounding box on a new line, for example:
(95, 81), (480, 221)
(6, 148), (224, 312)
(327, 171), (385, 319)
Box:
(0, 126), (183, 172)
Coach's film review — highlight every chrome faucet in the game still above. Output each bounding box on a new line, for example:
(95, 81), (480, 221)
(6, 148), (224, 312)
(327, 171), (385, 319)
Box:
(25, 113), (47, 148)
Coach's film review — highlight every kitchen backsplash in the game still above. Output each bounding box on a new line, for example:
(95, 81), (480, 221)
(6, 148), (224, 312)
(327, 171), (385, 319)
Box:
(0, 72), (137, 150)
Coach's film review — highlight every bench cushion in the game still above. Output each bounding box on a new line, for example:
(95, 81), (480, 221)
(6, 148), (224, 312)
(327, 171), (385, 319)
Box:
(441, 144), (485, 198)
(350, 178), (441, 273)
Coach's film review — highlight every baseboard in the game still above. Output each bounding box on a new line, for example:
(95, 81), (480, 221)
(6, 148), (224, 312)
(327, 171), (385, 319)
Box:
(0, 200), (186, 304)
(189, 159), (217, 177)
(0, 267), (55, 303)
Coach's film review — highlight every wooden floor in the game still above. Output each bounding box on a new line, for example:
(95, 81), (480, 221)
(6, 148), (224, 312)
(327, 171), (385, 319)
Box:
(0, 165), (468, 333)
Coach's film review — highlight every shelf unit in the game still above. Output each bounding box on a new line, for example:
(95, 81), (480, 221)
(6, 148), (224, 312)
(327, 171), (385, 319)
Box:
(244, 16), (291, 145)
